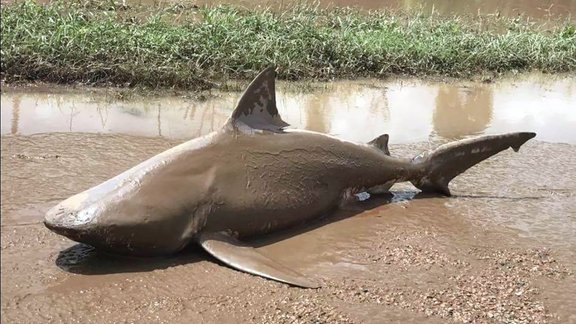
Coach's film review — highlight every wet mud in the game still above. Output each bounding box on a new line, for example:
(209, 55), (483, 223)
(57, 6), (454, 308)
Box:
(2, 75), (576, 323)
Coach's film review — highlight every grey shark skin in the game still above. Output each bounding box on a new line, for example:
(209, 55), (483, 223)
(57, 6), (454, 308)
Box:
(44, 68), (536, 288)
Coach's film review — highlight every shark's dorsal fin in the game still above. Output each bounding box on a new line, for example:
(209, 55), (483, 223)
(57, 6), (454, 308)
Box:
(368, 134), (390, 156)
(226, 67), (289, 133)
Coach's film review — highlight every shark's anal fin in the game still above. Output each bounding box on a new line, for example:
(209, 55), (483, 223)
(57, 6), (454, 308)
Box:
(226, 67), (289, 133)
(198, 231), (319, 289)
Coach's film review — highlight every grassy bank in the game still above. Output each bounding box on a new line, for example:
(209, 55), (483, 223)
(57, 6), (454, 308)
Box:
(1, 1), (575, 89)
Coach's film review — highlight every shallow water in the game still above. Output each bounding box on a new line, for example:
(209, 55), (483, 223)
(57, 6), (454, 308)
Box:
(5, 0), (574, 20)
(190, 0), (576, 20)
(2, 74), (575, 144)
(1, 74), (576, 323)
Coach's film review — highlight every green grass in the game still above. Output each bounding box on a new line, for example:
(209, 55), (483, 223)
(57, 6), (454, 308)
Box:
(1, 0), (575, 90)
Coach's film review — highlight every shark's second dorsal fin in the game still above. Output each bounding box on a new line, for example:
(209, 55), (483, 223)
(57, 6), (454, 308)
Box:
(226, 67), (289, 133)
(368, 134), (390, 156)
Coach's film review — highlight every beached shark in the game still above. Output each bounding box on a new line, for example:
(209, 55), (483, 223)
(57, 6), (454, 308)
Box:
(44, 67), (536, 288)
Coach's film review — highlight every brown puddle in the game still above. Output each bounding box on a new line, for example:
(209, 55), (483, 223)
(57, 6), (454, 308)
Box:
(262, 0), (574, 21)
(1, 74), (576, 323)
(6, 0), (575, 21)
(2, 73), (575, 144)
(135, 0), (576, 21)
(4, 0), (576, 21)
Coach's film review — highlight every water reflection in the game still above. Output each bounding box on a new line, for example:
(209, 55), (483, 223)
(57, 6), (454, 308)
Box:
(1, 74), (575, 144)
(305, 95), (329, 134)
(432, 85), (493, 140)
(10, 94), (20, 135)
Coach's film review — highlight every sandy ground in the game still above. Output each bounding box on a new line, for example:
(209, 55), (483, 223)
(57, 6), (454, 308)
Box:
(1, 132), (575, 323)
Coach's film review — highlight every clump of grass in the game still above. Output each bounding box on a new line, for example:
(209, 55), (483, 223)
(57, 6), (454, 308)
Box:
(1, 0), (575, 90)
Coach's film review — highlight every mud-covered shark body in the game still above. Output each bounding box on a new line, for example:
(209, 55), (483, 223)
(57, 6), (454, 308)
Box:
(45, 68), (536, 288)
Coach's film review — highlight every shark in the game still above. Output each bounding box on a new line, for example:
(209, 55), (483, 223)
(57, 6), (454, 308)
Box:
(45, 67), (536, 288)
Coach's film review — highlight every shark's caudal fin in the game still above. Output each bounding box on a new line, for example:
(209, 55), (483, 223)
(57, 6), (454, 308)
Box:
(226, 67), (289, 133)
(410, 132), (536, 196)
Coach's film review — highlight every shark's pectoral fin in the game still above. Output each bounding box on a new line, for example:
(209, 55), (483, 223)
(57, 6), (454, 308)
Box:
(197, 231), (319, 288)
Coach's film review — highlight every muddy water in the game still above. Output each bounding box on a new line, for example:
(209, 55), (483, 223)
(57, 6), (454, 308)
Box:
(3, 74), (575, 144)
(2, 74), (576, 323)
(192, 0), (576, 21)
(5, 0), (575, 20)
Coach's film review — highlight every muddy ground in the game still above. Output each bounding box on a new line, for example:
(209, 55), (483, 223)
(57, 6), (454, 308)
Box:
(2, 75), (576, 323)
(1, 130), (575, 323)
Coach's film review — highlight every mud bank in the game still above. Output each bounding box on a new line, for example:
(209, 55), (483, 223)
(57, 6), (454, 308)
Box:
(1, 75), (575, 323)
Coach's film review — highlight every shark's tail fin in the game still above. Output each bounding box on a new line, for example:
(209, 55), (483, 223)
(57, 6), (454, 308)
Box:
(410, 132), (536, 196)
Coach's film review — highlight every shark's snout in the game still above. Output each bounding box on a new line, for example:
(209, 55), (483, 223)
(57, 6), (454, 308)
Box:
(44, 202), (97, 241)
(43, 217), (86, 239)
(43, 198), (190, 256)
